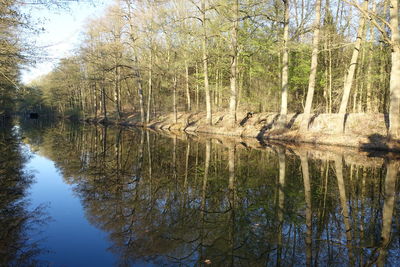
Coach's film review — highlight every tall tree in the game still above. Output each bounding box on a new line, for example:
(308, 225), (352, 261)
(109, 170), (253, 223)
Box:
(301, 0), (322, 131)
(202, 0), (212, 125)
(388, 0), (400, 138)
(337, 0), (368, 131)
(146, 2), (155, 124)
(229, 0), (239, 125)
(279, 0), (290, 127)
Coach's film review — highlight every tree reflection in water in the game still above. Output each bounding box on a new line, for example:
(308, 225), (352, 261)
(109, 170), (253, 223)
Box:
(20, 120), (400, 266)
(0, 121), (48, 266)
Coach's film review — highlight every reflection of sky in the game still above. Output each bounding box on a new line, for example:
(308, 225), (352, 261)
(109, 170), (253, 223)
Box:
(26, 147), (117, 266)
(21, 1), (112, 84)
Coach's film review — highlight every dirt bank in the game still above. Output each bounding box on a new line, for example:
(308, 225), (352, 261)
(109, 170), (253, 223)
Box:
(85, 111), (400, 152)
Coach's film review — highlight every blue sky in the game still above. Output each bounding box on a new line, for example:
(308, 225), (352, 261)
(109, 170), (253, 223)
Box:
(21, 0), (113, 84)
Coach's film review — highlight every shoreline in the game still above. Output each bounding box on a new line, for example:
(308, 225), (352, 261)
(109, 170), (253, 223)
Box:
(83, 111), (400, 153)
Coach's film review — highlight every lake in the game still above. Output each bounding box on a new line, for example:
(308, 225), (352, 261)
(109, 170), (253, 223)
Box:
(1, 119), (399, 266)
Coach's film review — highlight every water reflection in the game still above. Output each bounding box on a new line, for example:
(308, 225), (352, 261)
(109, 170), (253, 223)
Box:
(19, 120), (400, 266)
(0, 121), (48, 266)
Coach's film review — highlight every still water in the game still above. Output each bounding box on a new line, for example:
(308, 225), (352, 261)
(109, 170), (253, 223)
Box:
(1, 119), (400, 266)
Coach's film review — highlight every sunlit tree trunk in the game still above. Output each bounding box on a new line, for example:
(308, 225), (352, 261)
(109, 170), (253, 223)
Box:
(114, 64), (121, 118)
(388, 0), (400, 138)
(215, 69), (219, 106)
(229, 0), (239, 126)
(113, 9), (123, 119)
(338, 0), (368, 131)
(173, 73), (178, 124)
(356, 29), (367, 113)
(202, 0), (212, 125)
(136, 66), (145, 124)
(185, 59), (191, 111)
(126, 0), (144, 123)
(146, 48), (153, 124)
(279, 0), (290, 127)
(301, 0), (322, 131)
(196, 62), (200, 111)
(101, 79), (107, 120)
(94, 83), (98, 119)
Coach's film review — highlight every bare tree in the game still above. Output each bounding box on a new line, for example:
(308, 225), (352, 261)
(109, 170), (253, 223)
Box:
(279, 0), (290, 127)
(202, 0), (212, 125)
(337, 0), (368, 132)
(388, 0), (400, 138)
(229, 0), (239, 126)
(301, 0), (322, 131)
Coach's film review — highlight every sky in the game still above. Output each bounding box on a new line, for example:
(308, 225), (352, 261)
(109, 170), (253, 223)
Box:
(21, 0), (113, 84)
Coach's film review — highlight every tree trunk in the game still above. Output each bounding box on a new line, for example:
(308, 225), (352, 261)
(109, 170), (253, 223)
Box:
(279, 0), (290, 127)
(366, 2), (376, 113)
(114, 64), (121, 118)
(136, 67), (145, 124)
(173, 73), (178, 124)
(338, 0), (368, 128)
(126, 1), (145, 123)
(94, 83), (98, 119)
(229, 0), (239, 126)
(146, 49), (153, 124)
(202, 0), (212, 125)
(357, 42), (366, 113)
(301, 0), (322, 131)
(101, 81), (107, 120)
(388, 0), (400, 139)
(196, 62), (200, 111)
(185, 59), (191, 111)
(215, 69), (219, 106)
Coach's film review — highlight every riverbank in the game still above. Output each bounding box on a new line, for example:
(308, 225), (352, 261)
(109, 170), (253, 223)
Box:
(145, 128), (389, 169)
(84, 111), (400, 152)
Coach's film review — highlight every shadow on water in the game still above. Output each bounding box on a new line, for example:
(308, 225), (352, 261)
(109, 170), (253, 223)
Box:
(0, 120), (50, 266)
(17, 119), (400, 266)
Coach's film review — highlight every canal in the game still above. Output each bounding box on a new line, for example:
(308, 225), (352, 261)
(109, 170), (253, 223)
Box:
(1, 119), (399, 266)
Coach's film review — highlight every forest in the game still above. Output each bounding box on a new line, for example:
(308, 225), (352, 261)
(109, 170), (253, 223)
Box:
(1, 0), (400, 137)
